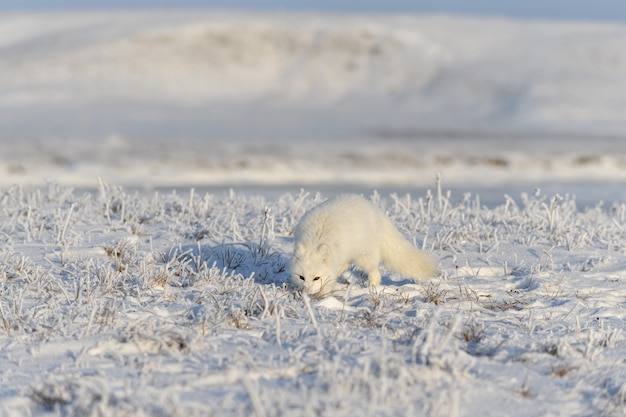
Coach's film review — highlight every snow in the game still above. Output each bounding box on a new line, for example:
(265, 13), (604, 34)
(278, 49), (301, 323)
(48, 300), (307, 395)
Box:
(0, 184), (625, 416)
(2, 11), (626, 189)
(1, 10), (626, 416)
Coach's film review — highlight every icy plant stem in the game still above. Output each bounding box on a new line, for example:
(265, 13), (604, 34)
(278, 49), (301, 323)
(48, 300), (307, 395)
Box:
(544, 194), (562, 240)
(434, 315), (462, 357)
(58, 204), (74, 243)
(241, 376), (267, 417)
(302, 293), (319, 333)
(436, 173), (443, 212)
(275, 306), (282, 349)
(0, 302), (10, 333)
(259, 207), (270, 249)
(340, 280), (355, 324)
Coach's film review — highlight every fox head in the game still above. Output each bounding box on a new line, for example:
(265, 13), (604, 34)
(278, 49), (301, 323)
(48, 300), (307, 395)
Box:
(291, 243), (334, 295)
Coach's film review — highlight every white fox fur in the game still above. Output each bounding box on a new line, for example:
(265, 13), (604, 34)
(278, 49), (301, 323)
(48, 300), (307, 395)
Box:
(291, 194), (438, 295)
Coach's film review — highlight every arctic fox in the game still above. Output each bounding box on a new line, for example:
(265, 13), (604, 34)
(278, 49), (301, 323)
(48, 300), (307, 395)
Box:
(291, 194), (438, 295)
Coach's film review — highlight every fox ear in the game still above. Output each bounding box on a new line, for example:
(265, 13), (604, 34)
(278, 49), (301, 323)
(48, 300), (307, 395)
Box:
(294, 243), (305, 258)
(317, 244), (331, 264)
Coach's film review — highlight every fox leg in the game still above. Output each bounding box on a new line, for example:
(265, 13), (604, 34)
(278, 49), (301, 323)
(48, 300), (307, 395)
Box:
(353, 254), (382, 286)
(367, 269), (382, 286)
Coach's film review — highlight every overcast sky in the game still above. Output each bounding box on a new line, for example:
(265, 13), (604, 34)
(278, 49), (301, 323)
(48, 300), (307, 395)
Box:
(1, 0), (626, 22)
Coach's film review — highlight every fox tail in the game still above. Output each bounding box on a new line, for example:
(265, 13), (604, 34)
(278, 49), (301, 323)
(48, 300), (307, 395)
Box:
(380, 217), (438, 279)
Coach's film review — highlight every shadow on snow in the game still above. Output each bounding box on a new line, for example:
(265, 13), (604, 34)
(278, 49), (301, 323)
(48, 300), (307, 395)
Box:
(170, 240), (291, 286)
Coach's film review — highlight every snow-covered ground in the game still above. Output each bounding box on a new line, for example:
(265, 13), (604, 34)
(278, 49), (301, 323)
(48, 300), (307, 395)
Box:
(1, 10), (626, 417)
(0, 184), (625, 416)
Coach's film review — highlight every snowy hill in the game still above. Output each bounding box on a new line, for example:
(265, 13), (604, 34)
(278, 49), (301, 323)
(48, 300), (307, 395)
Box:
(2, 11), (626, 188)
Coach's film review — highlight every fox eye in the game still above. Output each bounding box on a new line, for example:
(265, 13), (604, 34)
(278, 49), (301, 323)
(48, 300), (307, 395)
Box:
(299, 275), (305, 281)
(313, 276), (320, 281)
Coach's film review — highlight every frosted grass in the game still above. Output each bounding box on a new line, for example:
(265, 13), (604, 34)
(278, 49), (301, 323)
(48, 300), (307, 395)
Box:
(0, 183), (625, 416)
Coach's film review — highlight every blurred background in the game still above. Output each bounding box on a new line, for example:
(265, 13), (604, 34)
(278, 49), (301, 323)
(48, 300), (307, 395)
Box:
(2, 0), (626, 205)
